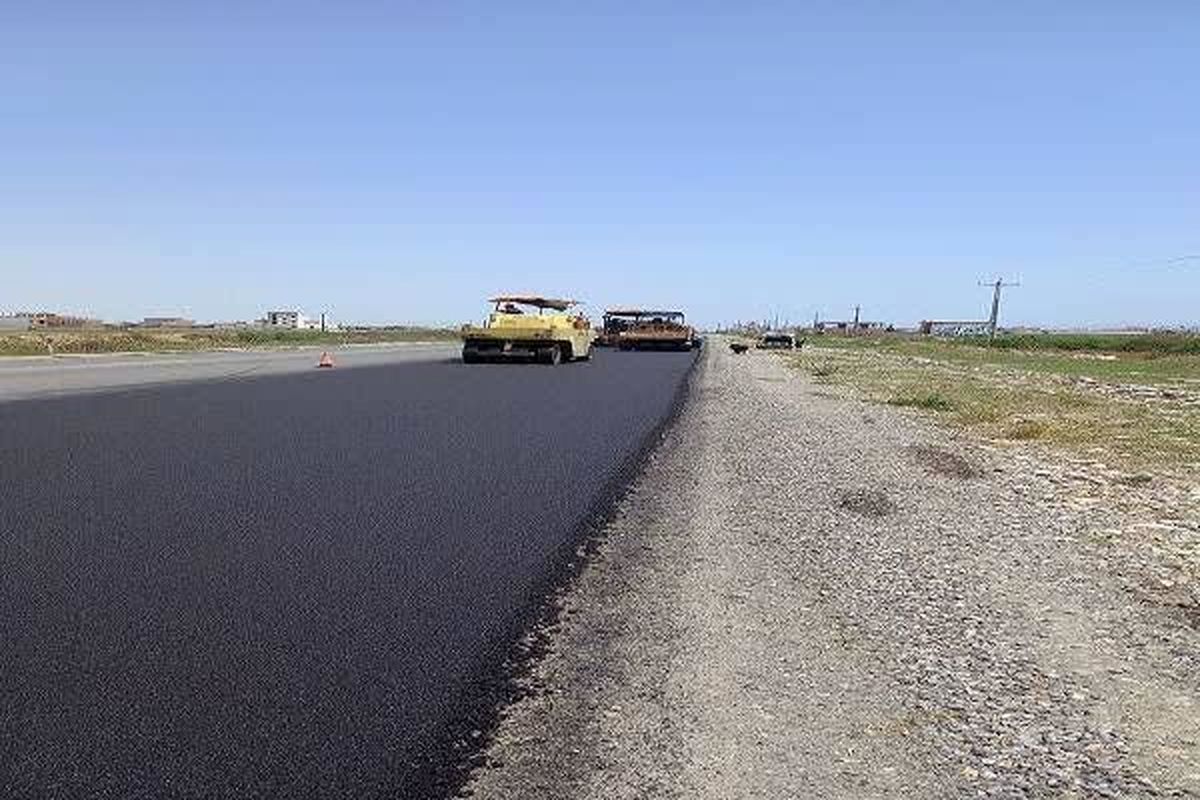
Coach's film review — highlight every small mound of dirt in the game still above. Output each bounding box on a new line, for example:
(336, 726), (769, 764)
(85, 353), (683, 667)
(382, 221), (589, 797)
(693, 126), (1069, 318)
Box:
(909, 445), (983, 480)
(1184, 604), (1200, 632)
(838, 488), (896, 518)
(1117, 473), (1155, 487)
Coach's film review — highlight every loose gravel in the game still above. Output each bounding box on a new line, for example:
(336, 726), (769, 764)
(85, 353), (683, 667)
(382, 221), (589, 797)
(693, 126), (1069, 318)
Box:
(463, 341), (1200, 799)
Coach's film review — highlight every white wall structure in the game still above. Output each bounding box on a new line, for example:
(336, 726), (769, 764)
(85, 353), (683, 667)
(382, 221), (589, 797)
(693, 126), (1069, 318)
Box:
(265, 310), (304, 328)
(265, 310), (319, 329)
(263, 310), (335, 331)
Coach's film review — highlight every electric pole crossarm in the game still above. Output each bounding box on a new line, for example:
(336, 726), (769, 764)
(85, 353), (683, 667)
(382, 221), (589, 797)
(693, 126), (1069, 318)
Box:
(978, 278), (1020, 340)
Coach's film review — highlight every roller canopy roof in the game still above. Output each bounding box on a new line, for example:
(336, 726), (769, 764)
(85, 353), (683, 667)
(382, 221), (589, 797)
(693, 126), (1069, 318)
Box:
(489, 296), (578, 311)
(604, 309), (685, 317)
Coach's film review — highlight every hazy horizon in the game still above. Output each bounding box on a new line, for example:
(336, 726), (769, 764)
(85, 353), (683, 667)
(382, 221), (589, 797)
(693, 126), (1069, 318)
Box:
(3, 3), (1197, 329)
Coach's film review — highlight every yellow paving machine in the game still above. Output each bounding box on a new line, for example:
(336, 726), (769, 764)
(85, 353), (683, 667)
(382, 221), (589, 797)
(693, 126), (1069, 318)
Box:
(461, 296), (594, 365)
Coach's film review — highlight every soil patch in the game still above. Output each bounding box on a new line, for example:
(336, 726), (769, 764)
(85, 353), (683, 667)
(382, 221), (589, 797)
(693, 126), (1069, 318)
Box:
(909, 444), (984, 480)
(838, 488), (896, 518)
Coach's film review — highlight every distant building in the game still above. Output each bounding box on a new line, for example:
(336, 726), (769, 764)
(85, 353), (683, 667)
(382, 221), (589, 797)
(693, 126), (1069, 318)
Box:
(813, 320), (890, 334)
(2, 311), (99, 330)
(139, 317), (195, 329)
(263, 310), (334, 331)
(34, 312), (96, 329)
(919, 320), (992, 337)
(265, 310), (305, 328)
(812, 306), (891, 335)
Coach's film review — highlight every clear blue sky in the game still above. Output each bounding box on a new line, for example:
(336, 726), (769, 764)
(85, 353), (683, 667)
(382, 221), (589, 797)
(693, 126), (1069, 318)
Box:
(3, 2), (1197, 328)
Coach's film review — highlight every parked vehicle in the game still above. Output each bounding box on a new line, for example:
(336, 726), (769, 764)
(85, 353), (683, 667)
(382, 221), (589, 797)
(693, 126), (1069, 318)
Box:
(461, 296), (593, 365)
(757, 332), (802, 350)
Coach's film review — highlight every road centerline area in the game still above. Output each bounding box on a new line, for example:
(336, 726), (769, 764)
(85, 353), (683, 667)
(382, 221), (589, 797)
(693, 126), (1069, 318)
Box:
(0, 349), (696, 799)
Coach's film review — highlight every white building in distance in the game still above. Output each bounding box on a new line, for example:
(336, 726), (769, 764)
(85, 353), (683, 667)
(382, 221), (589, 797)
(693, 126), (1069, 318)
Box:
(263, 310), (335, 331)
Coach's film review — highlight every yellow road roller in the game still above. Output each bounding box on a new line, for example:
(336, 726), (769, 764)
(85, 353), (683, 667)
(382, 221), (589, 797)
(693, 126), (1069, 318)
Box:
(461, 296), (594, 365)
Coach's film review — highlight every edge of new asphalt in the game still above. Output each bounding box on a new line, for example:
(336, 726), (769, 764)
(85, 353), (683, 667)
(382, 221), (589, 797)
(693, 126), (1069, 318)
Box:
(422, 348), (703, 799)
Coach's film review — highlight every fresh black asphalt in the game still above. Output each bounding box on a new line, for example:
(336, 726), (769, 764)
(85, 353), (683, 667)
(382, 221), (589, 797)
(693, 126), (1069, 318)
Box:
(0, 349), (696, 799)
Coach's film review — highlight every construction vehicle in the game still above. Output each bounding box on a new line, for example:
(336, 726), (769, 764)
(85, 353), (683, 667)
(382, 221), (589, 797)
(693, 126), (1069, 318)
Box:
(593, 309), (641, 348)
(612, 310), (698, 351)
(461, 296), (593, 365)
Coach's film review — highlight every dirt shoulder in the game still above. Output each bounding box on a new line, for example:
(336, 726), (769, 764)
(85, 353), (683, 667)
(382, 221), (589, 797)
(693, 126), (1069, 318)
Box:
(462, 341), (1199, 799)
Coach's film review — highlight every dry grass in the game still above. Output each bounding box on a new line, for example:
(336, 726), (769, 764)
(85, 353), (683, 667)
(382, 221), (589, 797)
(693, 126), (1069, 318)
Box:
(809, 360), (842, 379)
(0, 327), (458, 357)
(787, 339), (1200, 477)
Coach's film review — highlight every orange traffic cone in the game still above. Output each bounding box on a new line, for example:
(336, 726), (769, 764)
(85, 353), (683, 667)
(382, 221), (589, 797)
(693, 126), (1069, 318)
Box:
(317, 351), (335, 368)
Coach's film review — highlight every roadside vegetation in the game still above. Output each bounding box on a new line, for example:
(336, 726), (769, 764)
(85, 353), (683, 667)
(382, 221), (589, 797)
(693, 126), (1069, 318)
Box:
(791, 333), (1200, 476)
(0, 327), (459, 357)
(987, 331), (1200, 355)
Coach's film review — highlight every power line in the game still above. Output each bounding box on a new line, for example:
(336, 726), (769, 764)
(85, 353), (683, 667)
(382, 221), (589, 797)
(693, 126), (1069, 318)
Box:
(1098, 254), (1200, 272)
(1141, 255), (1200, 270)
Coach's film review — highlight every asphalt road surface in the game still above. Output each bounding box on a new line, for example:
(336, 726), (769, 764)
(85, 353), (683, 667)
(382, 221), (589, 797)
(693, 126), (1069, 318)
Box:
(0, 348), (696, 799)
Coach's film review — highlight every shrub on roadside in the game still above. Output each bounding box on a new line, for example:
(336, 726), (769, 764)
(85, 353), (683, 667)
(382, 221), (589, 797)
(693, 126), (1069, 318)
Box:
(982, 333), (1200, 356)
(887, 392), (955, 412)
(810, 361), (841, 379)
(1005, 419), (1050, 441)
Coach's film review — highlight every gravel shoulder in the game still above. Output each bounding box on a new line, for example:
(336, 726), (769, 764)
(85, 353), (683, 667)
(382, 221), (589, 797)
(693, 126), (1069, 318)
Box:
(463, 341), (1199, 799)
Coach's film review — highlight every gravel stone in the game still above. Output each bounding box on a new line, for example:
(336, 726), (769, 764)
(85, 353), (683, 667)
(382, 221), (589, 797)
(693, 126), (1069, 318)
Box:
(462, 341), (1200, 799)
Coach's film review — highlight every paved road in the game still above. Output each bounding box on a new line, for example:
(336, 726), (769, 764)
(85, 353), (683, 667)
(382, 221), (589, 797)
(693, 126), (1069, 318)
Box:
(0, 349), (696, 799)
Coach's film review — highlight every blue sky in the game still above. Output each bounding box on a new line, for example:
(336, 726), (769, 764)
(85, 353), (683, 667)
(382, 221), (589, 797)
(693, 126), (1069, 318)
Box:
(2, 2), (1197, 328)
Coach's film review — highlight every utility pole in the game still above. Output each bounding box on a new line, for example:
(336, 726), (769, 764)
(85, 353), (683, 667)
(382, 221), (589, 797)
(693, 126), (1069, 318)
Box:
(980, 279), (1019, 340)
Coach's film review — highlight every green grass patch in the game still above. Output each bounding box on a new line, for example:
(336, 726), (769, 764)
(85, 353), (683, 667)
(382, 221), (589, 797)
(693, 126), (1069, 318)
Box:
(787, 339), (1200, 475)
(806, 333), (1200, 385)
(809, 331), (1200, 356)
(984, 332), (1200, 355)
(887, 392), (955, 412)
